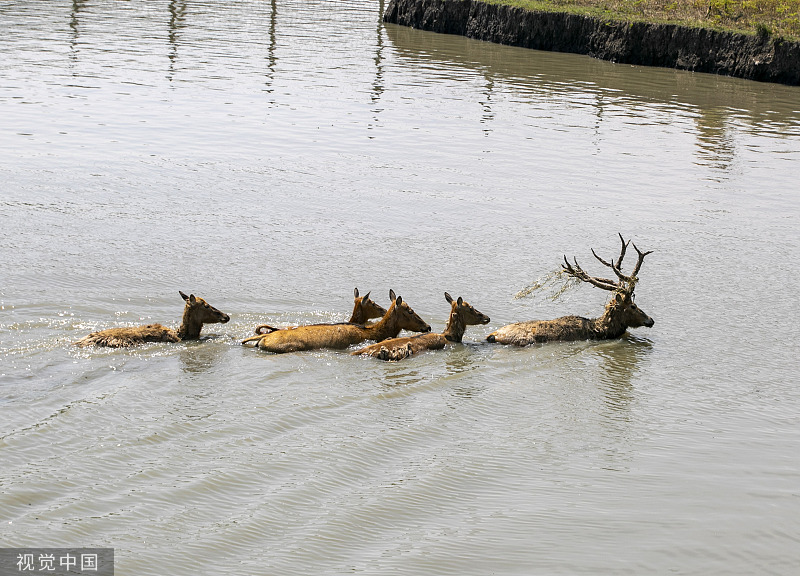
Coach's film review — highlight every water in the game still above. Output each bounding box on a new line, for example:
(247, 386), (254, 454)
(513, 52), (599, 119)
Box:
(2, 1), (799, 574)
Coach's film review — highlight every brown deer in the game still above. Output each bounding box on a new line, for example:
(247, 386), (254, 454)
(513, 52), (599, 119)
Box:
(347, 288), (388, 325)
(75, 291), (230, 348)
(242, 289), (431, 353)
(487, 234), (654, 346)
(249, 288), (387, 336)
(353, 292), (490, 361)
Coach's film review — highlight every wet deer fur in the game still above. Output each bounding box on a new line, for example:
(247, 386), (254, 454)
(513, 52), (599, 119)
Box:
(248, 288), (387, 337)
(75, 291), (230, 348)
(243, 290), (431, 353)
(353, 292), (490, 361)
(487, 234), (654, 346)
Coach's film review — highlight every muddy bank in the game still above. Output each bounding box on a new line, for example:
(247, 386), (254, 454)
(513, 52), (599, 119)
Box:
(384, 0), (800, 85)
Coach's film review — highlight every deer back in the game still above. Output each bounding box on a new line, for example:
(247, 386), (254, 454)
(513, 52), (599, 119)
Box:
(75, 324), (180, 348)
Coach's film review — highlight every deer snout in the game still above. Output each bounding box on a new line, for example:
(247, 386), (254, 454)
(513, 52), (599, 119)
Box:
(644, 317), (654, 328)
(422, 324), (432, 333)
(220, 314), (230, 324)
(480, 315), (491, 325)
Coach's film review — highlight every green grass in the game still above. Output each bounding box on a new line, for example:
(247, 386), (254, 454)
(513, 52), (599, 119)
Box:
(481, 0), (800, 40)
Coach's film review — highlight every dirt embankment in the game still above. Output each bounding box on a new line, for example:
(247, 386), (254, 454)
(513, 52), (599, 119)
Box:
(384, 0), (800, 85)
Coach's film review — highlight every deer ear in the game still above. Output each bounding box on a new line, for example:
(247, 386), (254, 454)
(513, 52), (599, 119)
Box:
(363, 291), (370, 301)
(445, 292), (453, 304)
(189, 294), (197, 305)
(354, 287), (359, 298)
(389, 289), (396, 302)
(457, 296), (463, 306)
(395, 295), (402, 306)
(180, 291), (189, 301)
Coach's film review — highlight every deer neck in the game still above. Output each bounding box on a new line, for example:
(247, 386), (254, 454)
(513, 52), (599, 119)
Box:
(592, 296), (629, 339)
(348, 301), (362, 324)
(442, 308), (466, 343)
(176, 306), (203, 340)
(362, 305), (402, 341)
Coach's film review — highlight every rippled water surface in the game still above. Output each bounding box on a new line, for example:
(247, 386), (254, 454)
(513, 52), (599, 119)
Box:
(2, 1), (800, 574)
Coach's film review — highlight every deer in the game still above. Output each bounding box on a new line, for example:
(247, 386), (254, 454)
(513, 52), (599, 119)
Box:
(249, 288), (387, 336)
(242, 289), (431, 353)
(75, 291), (230, 348)
(487, 234), (654, 346)
(352, 292), (490, 361)
(345, 288), (388, 325)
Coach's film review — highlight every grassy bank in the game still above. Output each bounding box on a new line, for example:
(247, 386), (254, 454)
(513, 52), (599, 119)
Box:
(483, 0), (800, 40)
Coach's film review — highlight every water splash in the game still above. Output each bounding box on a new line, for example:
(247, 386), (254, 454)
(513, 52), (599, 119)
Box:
(513, 267), (581, 302)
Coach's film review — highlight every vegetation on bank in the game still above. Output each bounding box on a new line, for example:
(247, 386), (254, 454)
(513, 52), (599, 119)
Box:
(482, 0), (800, 40)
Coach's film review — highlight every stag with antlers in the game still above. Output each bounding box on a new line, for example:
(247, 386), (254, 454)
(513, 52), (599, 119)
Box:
(487, 234), (654, 346)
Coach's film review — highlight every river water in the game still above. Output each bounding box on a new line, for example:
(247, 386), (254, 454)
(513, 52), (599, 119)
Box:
(1, 1), (799, 574)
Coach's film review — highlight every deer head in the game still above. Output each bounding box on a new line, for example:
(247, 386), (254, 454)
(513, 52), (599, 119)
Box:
(352, 287), (388, 324)
(388, 289), (431, 333)
(443, 292), (490, 342)
(179, 291), (230, 325)
(561, 234), (654, 329)
(444, 292), (490, 326)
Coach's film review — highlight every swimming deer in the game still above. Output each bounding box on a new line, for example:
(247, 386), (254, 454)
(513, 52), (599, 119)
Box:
(242, 289), (431, 353)
(347, 288), (388, 325)
(352, 292), (490, 361)
(487, 234), (654, 346)
(75, 291), (230, 348)
(250, 288), (387, 336)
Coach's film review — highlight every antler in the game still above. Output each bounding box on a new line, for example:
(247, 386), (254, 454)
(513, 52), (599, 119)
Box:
(563, 234), (652, 293)
(562, 256), (618, 291)
(614, 232), (629, 269)
(591, 233), (630, 284)
(633, 240), (652, 270)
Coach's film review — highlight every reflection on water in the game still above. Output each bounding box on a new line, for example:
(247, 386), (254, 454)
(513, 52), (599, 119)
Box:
(695, 107), (737, 173)
(443, 344), (482, 376)
(385, 23), (800, 123)
(384, 22), (800, 173)
(446, 346), (488, 401)
(178, 340), (226, 375)
(371, 0), (386, 110)
(167, 0), (188, 81)
(375, 341), (484, 392)
(379, 360), (426, 389)
(68, 0), (86, 66)
(480, 75), (495, 135)
(593, 335), (653, 415)
(266, 0), (278, 92)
